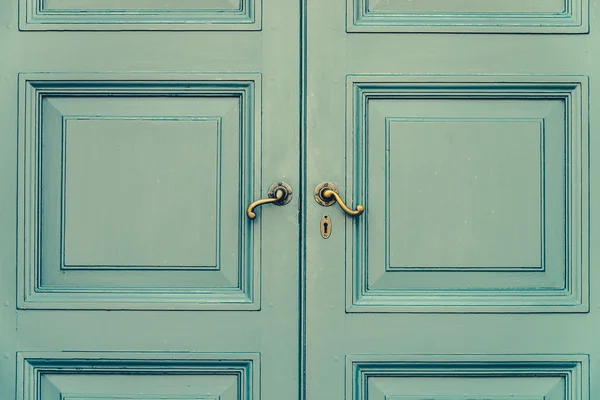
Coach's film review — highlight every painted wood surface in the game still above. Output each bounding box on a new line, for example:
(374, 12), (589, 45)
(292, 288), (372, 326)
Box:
(0, 0), (599, 398)
(0, 0), (300, 398)
(306, 0), (598, 399)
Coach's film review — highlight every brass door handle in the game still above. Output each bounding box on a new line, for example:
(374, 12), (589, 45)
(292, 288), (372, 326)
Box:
(246, 182), (293, 220)
(314, 182), (365, 217)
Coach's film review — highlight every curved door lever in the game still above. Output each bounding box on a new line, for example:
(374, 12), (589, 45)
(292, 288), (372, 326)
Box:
(246, 182), (293, 220)
(314, 182), (365, 217)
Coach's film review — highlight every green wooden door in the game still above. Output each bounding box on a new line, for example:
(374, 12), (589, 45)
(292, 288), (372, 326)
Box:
(0, 0), (300, 398)
(1, 0), (599, 398)
(306, 0), (597, 399)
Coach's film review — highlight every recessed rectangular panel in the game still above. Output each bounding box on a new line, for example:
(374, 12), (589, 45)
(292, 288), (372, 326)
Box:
(388, 119), (542, 270)
(44, 0), (241, 10)
(18, 352), (259, 400)
(368, 0), (564, 14)
(369, 377), (564, 399)
(66, 397), (217, 400)
(63, 117), (220, 269)
(348, 0), (588, 32)
(346, 75), (589, 313)
(20, 0), (260, 30)
(18, 73), (262, 310)
(347, 355), (588, 400)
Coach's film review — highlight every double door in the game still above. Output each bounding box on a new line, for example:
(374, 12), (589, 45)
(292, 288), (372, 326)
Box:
(0, 0), (598, 398)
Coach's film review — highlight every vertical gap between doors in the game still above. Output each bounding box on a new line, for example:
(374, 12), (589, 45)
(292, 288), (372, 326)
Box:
(298, 0), (308, 398)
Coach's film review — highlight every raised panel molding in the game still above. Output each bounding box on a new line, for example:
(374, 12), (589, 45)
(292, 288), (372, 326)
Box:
(347, 0), (588, 33)
(346, 75), (589, 313)
(18, 352), (259, 400)
(384, 117), (546, 273)
(17, 72), (262, 310)
(347, 354), (589, 400)
(59, 116), (224, 271)
(64, 397), (218, 400)
(385, 397), (543, 400)
(19, 0), (261, 30)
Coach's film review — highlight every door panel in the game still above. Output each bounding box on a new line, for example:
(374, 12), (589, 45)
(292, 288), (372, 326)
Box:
(346, 76), (588, 313)
(0, 0), (299, 398)
(20, 0), (260, 30)
(348, 354), (587, 400)
(347, 0), (588, 32)
(19, 352), (260, 399)
(307, 0), (598, 399)
(3, 0), (600, 396)
(18, 74), (261, 310)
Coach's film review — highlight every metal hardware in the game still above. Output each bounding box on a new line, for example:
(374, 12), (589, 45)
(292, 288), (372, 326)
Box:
(320, 215), (332, 239)
(246, 182), (293, 220)
(314, 182), (365, 217)
(314, 182), (339, 206)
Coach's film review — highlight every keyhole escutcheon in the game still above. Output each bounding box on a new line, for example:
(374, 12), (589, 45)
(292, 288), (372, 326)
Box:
(320, 215), (332, 239)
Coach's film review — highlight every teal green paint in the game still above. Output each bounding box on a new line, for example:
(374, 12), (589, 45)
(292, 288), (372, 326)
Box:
(306, 0), (597, 399)
(343, 77), (587, 313)
(348, 355), (589, 399)
(18, 352), (261, 399)
(19, 74), (263, 309)
(349, 0), (588, 32)
(0, 0), (300, 397)
(1, 0), (599, 399)
(21, 0), (261, 30)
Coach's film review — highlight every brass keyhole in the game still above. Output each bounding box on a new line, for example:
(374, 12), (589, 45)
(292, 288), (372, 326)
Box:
(320, 215), (332, 239)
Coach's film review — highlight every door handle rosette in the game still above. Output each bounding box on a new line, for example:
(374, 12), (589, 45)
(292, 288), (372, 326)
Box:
(246, 182), (293, 220)
(314, 182), (364, 217)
